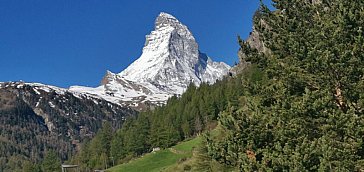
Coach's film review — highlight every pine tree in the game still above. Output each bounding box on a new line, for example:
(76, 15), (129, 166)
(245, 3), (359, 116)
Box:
(42, 150), (61, 172)
(100, 121), (113, 156)
(110, 130), (125, 163)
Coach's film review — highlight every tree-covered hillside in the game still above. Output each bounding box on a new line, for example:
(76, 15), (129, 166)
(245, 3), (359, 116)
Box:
(0, 83), (136, 172)
(69, 71), (250, 171)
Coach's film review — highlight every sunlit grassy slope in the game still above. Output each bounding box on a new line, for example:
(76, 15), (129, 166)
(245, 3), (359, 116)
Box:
(107, 136), (202, 172)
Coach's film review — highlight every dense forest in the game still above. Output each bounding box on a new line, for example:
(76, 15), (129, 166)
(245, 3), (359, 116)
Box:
(23, 0), (364, 171)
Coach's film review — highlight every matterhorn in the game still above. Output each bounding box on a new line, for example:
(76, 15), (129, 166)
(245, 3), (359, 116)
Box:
(70, 12), (230, 110)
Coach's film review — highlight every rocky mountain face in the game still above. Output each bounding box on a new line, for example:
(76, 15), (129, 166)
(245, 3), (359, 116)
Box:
(70, 12), (230, 110)
(230, 18), (270, 75)
(0, 82), (136, 167)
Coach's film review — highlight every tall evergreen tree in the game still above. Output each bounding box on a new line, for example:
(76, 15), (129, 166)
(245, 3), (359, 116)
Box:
(42, 150), (61, 172)
(100, 121), (113, 157)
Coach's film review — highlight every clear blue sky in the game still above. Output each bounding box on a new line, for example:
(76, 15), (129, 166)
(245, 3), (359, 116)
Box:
(0, 0), (272, 88)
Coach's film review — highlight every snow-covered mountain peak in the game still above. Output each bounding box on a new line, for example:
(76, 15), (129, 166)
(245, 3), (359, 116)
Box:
(155, 12), (181, 29)
(70, 12), (230, 110)
(119, 12), (201, 87)
(154, 12), (195, 42)
(158, 12), (177, 20)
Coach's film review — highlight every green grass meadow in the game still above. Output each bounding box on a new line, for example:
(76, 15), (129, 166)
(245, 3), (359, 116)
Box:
(107, 136), (202, 172)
